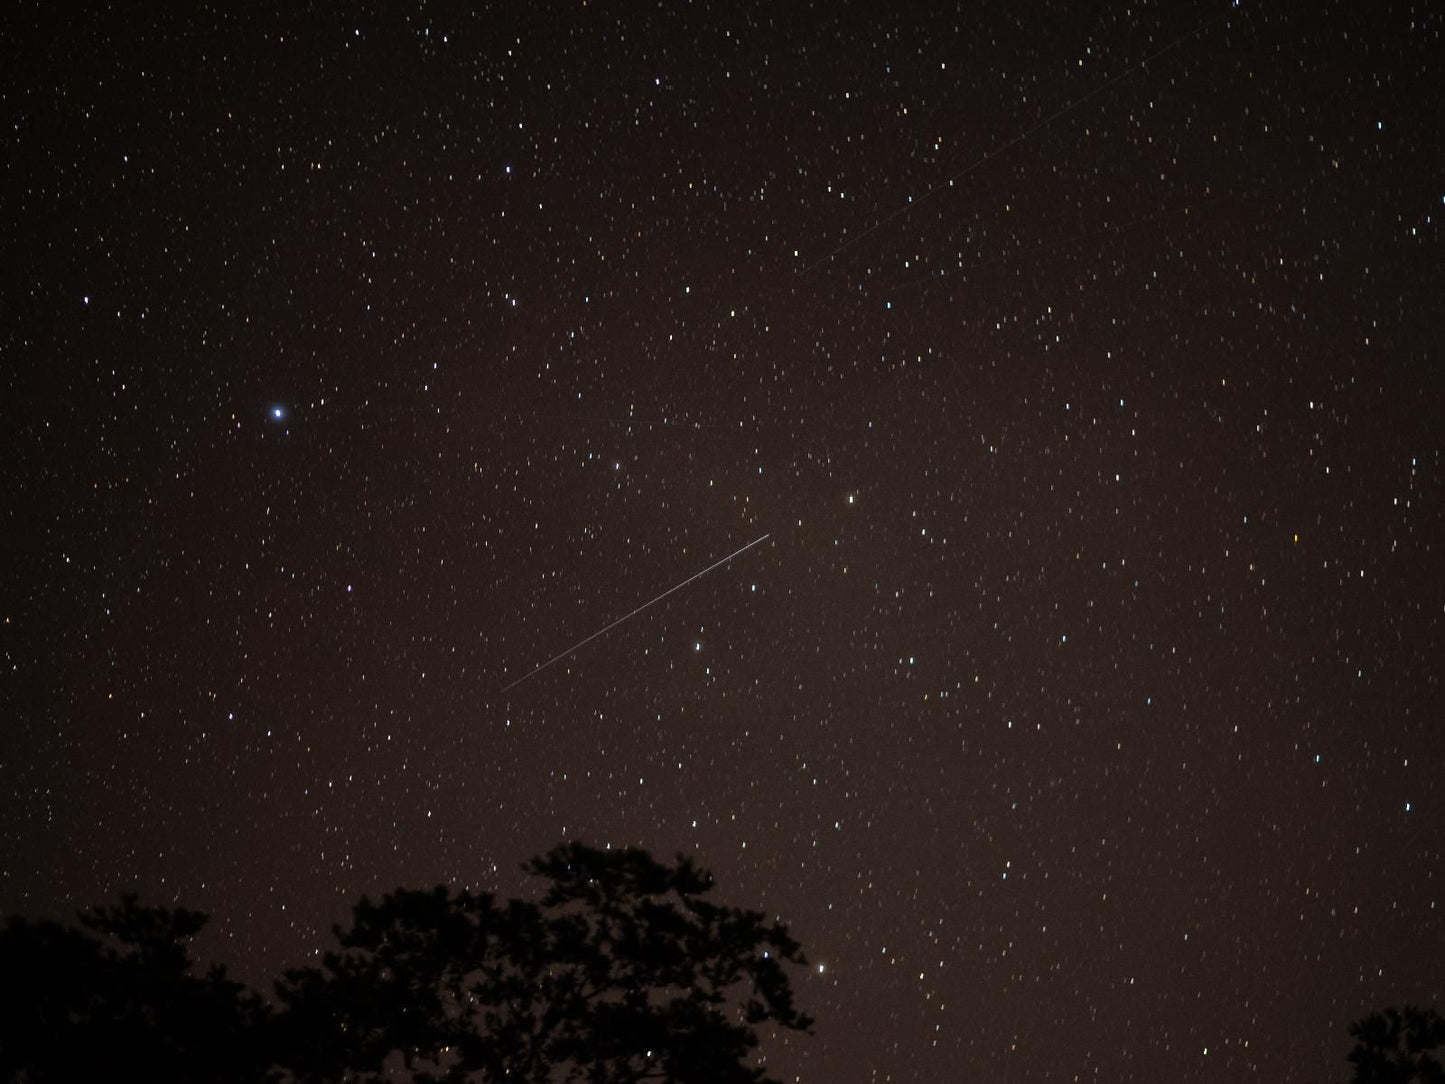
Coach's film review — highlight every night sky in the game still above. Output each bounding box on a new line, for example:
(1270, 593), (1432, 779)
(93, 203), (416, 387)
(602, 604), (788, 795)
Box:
(3, 2), (1442, 1080)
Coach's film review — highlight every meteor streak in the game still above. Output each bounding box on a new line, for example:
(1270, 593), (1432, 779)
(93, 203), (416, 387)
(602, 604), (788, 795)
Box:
(501, 532), (771, 693)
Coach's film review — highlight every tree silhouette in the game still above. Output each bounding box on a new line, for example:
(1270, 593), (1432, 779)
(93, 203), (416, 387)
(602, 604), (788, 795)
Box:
(0, 895), (272, 1083)
(274, 841), (814, 1083)
(0, 843), (813, 1082)
(1346, 1006), (1445, 1083)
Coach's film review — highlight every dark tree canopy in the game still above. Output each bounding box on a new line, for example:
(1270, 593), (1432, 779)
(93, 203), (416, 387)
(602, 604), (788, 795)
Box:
(0, 844), (812, 1083)
(1347, 1006), (1445, 1084)
(273, 844), (814, 1081)
(274, 841), (813, 1083)
(0, 895), (270, 1083)
(2, 862), (1436, 1084)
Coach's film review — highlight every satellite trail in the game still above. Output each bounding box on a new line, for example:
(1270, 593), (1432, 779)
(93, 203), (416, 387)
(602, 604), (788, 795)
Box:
(501, 532), (771, 693)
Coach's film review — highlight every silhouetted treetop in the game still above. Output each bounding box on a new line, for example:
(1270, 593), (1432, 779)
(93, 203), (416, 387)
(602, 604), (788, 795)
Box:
(0, 895), (270, 1083)
(1346, 1006), (1445, 1084)
(0, 844), (814, 1083)
(275, 841), (813, 1083)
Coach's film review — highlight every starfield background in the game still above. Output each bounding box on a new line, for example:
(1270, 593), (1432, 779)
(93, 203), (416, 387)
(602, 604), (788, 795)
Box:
(2, 1), (1441, 1080)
